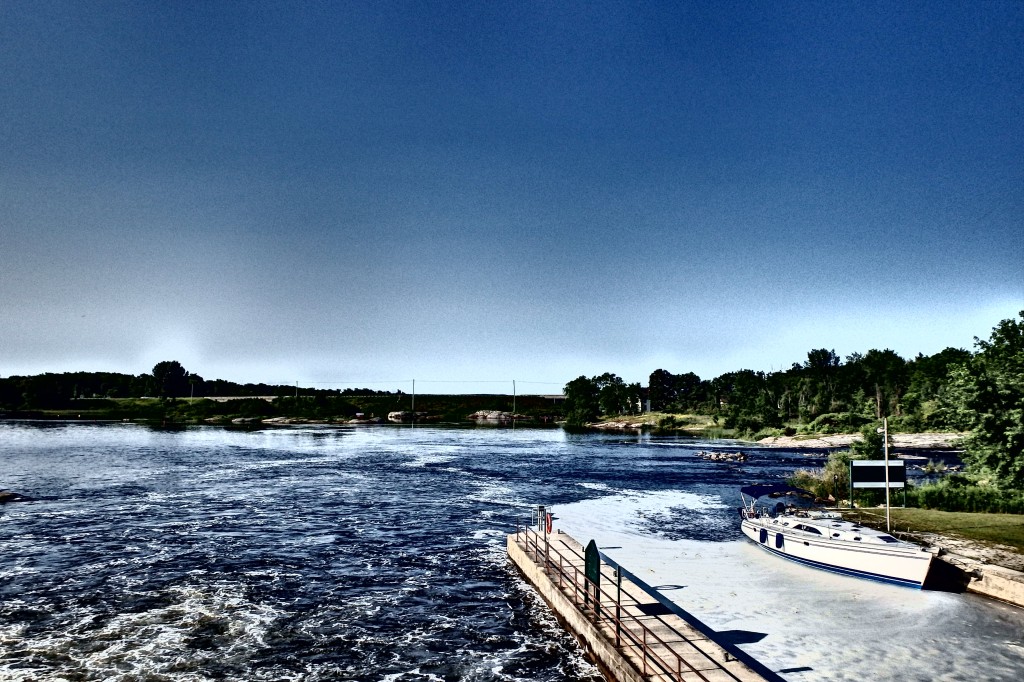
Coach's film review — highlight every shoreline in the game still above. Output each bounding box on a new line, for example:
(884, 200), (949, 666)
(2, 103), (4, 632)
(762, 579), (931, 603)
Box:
(756, 431), (965, 450)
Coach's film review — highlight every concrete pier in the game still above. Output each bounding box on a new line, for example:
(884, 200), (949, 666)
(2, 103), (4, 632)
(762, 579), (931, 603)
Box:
(930, 551), (1024, 607)
(507, 526), (779, 682)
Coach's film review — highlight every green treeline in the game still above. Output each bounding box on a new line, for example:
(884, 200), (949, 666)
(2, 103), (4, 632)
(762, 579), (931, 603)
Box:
(0, 360), (402, 410)
(565, 311), (1023, 499)
(564, 345), (974, 435)
(0, 361), (562, 424)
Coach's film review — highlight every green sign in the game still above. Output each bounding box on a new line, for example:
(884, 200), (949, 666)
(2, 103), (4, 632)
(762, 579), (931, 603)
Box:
(585, 539), (601, 589)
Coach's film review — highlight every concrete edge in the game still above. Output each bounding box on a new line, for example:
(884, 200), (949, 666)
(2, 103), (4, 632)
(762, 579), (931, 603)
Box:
(507, 533), (647, 682)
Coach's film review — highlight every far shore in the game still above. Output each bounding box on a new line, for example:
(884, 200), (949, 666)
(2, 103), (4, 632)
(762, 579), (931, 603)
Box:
(756, 431), (965, 450)
(586, 416), (966, 451)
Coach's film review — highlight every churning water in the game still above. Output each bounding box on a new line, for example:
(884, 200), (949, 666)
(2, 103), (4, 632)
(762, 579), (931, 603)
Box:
(1, 422), (1021, 681)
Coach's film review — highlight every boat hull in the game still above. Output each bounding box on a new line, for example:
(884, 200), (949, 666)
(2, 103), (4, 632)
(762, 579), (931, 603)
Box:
(741, 518), (932, 588)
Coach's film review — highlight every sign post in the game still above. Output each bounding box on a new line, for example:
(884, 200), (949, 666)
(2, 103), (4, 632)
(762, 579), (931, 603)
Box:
(850, 458), (906, 519)
(584, 539), (600, 611)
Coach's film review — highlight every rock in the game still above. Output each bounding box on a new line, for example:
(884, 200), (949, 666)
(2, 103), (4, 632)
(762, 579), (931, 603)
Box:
(468, 410), (527, 421)
(696, 450), (748, 462)
(0, 490), (32, 504)
(387, 411), (429, 422)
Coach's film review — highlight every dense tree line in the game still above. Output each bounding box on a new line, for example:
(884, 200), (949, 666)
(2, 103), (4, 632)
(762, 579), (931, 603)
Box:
(0, 361), (398, 410)
(640, 344), (974, 435)
(565, 312), (1023, 491)
(563, 344), (972, 434)
(563, 373), (643, 426)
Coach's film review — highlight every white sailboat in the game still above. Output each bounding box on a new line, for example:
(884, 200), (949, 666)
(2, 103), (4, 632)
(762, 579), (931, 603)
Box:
(739, 484), (934, 588)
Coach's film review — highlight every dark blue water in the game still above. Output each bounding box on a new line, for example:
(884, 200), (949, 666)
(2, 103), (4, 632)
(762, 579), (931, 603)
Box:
(0, 422), (818, 681)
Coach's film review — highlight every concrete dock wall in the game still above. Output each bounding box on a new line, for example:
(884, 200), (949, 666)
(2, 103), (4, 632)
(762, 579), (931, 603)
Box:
(507, 533), (646, 682)
(507, 529), (774, 682)
(932, 553), (1024, 607)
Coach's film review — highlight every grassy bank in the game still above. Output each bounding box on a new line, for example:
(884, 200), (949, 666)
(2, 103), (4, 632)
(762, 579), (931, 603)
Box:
(842, 507), (1024, 554)
(650, 412), (720, 431)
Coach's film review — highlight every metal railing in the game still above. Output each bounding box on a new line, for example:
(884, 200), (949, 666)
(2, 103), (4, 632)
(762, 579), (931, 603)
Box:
(514, 522), (745, 682)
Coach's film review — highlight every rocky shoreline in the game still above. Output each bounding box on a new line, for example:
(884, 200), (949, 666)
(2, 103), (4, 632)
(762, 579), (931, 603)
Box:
(756, 431), (965, 450)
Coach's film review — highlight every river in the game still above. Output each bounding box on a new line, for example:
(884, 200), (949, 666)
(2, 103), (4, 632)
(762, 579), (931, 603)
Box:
(1, 421), (1021, 681)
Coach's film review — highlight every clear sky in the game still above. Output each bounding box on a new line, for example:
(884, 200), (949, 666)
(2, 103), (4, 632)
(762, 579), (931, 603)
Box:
(2, 1), (1021, 393)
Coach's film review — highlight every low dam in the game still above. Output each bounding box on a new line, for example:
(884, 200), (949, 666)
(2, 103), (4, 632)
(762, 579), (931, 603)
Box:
(507, 521), (780, 682)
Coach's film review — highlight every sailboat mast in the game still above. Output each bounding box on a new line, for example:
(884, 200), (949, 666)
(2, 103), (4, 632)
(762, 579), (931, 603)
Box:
(884, 416), (891, 532)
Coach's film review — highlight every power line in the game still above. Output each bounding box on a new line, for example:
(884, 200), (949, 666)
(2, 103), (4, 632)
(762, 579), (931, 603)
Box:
(304, 379), (564, 386)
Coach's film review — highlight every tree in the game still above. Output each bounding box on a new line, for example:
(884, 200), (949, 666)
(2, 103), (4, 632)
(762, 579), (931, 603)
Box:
(860, 349), (909, 418)
(907, 347), (972, 401)
(947, 312), (1024, 487)
(648, 369), (677, 411)
(716, 369), (781, 433)
(187, 374), (204, 399)
(804, 348), (841, 411)
(903, 347), (973, 427)
(673, 372), (703, 412)
(152, 361), (190, 399)
(594, 373), (627, 416)
(850, 423), (887, 460)
(563, 376), (600, 426)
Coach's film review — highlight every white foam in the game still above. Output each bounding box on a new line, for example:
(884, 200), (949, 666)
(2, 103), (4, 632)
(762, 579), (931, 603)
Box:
(470, 529), (508, 540)
(0, 581), (283, 682)
(578, 481), (612, 491)
(402, 453), (457, 468)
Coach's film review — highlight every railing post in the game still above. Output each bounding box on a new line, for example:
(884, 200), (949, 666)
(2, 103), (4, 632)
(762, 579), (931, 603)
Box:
(615, 569), (621, 647)
(643, 626), (648, 674)
(544, 526), (549, 575)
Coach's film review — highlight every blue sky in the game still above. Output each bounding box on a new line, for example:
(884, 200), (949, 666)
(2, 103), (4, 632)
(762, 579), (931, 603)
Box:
(2, 1), (1021, 392)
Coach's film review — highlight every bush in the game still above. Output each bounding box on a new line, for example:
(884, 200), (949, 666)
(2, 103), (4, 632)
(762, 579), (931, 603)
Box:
(565, 409), (594, 427)
(907, 480), (1024, 514)
(787, 450), (855, 501)
(850, 423), (885, 460)
(887, 413), (925, 432)
(230, 398), (277, 418)
(658, 415), (679, 430)
(750, 427), (784, 440)
(800, 412), (872, 434)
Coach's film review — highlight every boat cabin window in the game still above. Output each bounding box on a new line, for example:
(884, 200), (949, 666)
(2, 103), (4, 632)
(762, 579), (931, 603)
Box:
(794, 524), (822, 535)
(878, 535), (899, 543)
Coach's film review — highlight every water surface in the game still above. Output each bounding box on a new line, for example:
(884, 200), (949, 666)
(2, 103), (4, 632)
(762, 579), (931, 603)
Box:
(1, 422), (1019, 681)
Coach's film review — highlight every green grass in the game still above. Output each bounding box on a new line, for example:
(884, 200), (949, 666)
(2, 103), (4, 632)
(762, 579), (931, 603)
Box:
(843, 507), (1024, 553)
(648, 412), (718, 428)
